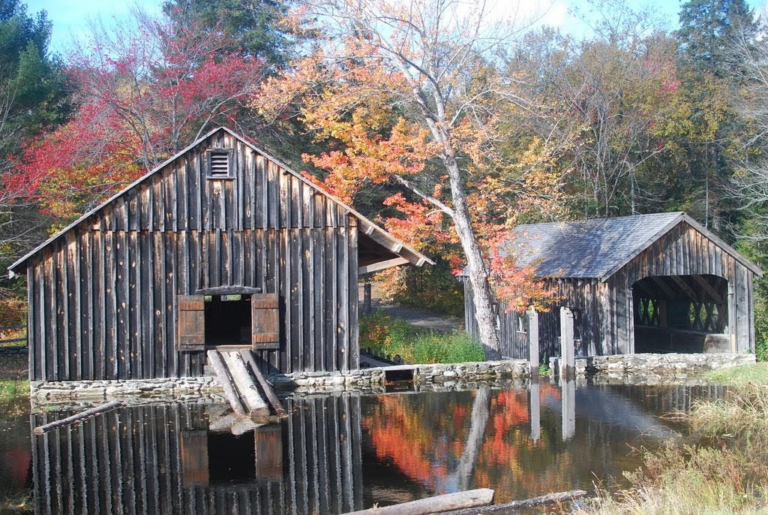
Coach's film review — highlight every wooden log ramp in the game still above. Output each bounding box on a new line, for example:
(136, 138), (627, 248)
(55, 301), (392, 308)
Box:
(206, 349), (287, 434)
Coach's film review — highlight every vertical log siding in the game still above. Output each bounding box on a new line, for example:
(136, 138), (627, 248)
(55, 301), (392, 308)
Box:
(25, 132), (360, 381)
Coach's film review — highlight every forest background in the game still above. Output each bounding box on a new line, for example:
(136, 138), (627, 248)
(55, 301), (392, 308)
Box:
(2, 0), (768, 359)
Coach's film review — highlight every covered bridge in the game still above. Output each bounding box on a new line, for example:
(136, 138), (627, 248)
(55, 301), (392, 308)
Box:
(464, 212), (762, 359)
(9, 127), (431, 382)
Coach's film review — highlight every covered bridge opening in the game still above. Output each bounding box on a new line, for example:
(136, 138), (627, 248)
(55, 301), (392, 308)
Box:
(632, 274), (729, 353)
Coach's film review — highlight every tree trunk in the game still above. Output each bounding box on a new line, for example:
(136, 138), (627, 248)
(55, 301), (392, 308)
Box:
(443, 148), (502, 359)
(454, 385), (490, 490)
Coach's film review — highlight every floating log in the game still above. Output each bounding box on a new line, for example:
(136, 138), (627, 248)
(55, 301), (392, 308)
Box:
(240, 350), (288, 418)
(34, 401), (122, 435)
(343, 488), (494, 515)
(444, 489), (589, 514)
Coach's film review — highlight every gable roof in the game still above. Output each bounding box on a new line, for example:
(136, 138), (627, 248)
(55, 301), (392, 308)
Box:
(8, 127), (433, 276)
(509, 212), (762, 280)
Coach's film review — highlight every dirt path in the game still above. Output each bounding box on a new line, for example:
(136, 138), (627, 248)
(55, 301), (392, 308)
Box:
(371, 301), (463, 333)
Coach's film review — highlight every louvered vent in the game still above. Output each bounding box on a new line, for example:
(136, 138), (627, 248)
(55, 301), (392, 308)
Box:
(207, 149), (234, 179)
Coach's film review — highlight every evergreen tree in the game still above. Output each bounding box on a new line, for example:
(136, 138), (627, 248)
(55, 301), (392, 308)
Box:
(673, 0), (756, 231)
(162, 0), (301, 66)
(0, 0), (67, 264)
(677, 0), (756, 75)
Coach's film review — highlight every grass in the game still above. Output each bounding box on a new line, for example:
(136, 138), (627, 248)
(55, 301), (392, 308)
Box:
(360, 310), (485, 364)
(0, 490), (33, 514)
(701, 362), (768, 386)
(0, 379), (29, 402)
(575, 375), (768, 514)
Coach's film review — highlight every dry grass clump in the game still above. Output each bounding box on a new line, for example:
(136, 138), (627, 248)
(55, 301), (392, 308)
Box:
(688, 383), (768, 437)
(575, 382), (768, 514)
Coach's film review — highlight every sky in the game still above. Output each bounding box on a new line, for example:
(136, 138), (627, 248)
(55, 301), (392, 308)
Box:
(25, 0), (768, 56)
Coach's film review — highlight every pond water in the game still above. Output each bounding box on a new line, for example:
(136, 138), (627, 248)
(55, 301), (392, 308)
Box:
(0, 381), (727, 514)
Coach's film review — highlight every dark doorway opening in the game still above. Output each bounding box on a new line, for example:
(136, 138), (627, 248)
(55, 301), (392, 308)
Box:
(205, 294), (252, 346)
(632, 275), (728, 353)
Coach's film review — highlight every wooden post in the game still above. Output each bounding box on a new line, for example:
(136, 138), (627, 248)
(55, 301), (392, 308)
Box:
(527, 307), (539, 376)
(363, 281), (372, 315)
(560, 307), (575, 378)
(561, 377), (575, 441)
(530, 381), (540, 443)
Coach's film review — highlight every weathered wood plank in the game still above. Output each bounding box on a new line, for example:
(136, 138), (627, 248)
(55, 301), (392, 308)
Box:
(34, 401), (123, 435)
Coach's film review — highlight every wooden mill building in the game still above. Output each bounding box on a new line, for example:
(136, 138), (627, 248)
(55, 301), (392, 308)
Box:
(463, 213), (762, 359)
(9, 127), (431, 382)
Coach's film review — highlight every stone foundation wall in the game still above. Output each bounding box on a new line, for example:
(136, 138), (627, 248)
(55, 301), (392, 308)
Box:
(31, 359), (531, 403)
(551, 353), (756, 378)
(31, 354), (754, 404)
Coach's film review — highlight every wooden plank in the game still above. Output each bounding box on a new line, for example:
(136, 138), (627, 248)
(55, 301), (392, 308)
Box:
(153, 232), (165, 376)
(69, 232), (82, 380)
(306, 230), (315, 371)
(128, 231), (139, 381)
(177, 295), (205, 351)
(105, 232), (117, 379)
(338, 223), (349, 372)
(358, 257), (410, 275)
(251, 293), (280, 349)
(116, 231), (129, 379)
(27, 266), (36, 380)
(349, 223), (359, 370)
(314, 229), (324, 371)
(297, 228), (305, 369)
(328, 228), (338, 371)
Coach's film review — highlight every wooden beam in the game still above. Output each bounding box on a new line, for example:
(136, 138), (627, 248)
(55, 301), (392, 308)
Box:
(670, 276), (699, 302)
(691, 275), (724, 304)
(358, 257), (409, 275)
(651, 276), (677, 299)
(343, 489), (494, 515)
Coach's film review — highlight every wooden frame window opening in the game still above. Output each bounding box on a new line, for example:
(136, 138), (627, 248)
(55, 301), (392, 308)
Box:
(177, 293), (280, 351)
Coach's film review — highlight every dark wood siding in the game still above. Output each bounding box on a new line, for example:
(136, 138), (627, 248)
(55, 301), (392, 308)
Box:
(25, 131), (360, 381)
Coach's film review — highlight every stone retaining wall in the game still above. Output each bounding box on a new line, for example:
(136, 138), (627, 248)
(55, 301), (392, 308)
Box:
(551, 352), (755, 379)
(30, 353), (755, 404)
(31, 359), (531, 403)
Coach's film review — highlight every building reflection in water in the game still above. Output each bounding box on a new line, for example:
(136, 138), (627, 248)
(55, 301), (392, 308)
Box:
(31, 383), (726, 513)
